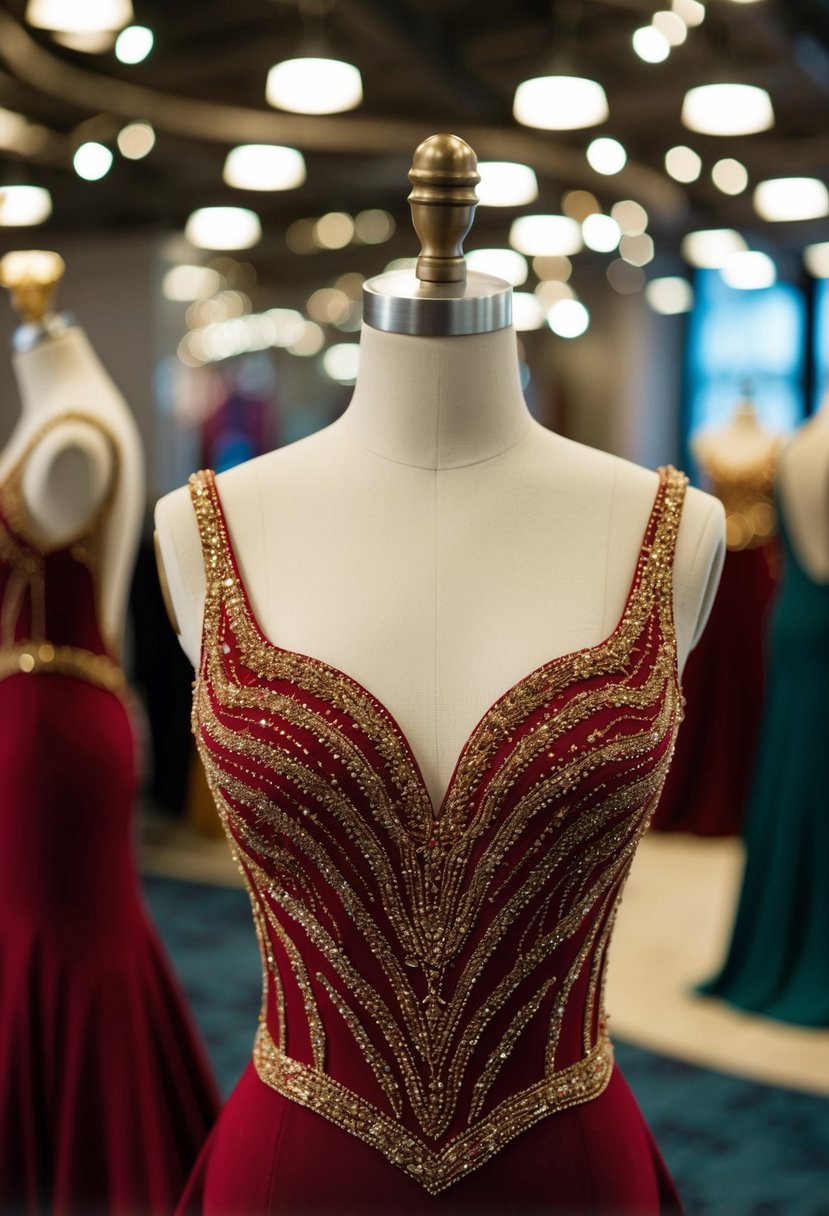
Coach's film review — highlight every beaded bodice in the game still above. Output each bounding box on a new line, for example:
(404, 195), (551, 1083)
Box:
(0, 411), (123, 694)
(190, 465), (687, 1195)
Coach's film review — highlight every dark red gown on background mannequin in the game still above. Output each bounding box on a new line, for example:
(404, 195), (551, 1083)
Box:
(651, 452), (778, 836)
(0, 414), (219, 1215)
(178, 466), (688, 1216)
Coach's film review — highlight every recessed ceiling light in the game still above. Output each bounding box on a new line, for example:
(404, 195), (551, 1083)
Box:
(27, 0), (133, 33)
(0, 184), (52, 225)
(114, 24), (152, 63)
(162, 265), (222, 302)
(620, 233), (655, 266)
(314, 212), (354, 249)
(586, 137), (627, 175)
(753, 177), (829, 222)
(562, 190), (600, 221)
(672, 0), (705, 25)
(322, 343), (360, 384)
(117, 121), (155, 160)
(266, 57), (363, 115)
(681, 228), (747, 268)
(665, 145), (701, 183)
(682, 84), (774, 135)
(804, 242), (829, 278)
(611, 200), (649, 235)
(513, 76), (609, 130)
(185, 206), (262, 250)
(466, 249), (528, 286)
(509, 215), (583, 256)
(354, 209), (395, 244)
(535, 280), (575, 308)
(73, 142), (113, 181)
(652, 11), (687, 46)
(512, 292), (544, 331)
(582, 214), (621, 252)
(476, 162), (538, 207)
(548, 298), (590, 338)
(711, 158), (748, 195)
(632, 27), (670, 63)
(720, 250), (776, 289)
(223, 145), (306, 192)
(645, 277), (694, 314)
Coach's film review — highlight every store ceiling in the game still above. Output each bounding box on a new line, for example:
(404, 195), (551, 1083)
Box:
(0, 0), (827, 291)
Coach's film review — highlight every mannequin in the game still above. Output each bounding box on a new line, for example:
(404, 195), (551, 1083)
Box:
(776, 389), (829, 583)
(0, 251), (220, 1212)
(161, 134), (726, 1216)
(0, 249), (144, 652)
(156, 156), (723, 814)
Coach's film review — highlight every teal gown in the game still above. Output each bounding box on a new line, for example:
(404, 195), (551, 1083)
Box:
(699, 494), (829, 1025)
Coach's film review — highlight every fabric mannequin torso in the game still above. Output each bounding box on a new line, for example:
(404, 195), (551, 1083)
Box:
(0, 323), (144, 652)
(777, 397), (829, 583)
(156, 322), (724, 812)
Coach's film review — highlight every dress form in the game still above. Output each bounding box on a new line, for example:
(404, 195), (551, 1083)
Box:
(0, 250), (144, 652)
(692, 397), (782, 475)
(156, 135), (725, 813)
(777, 391), (829, 583)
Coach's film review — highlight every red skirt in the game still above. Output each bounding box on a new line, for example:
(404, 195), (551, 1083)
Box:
(178, 1060), (682, 1216)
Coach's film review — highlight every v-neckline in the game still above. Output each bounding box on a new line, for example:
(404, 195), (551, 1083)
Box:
(202, 469), (674, 823)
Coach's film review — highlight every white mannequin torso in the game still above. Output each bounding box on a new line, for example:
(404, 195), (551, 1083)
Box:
(777, 397), (829, 584)
(156, 322), (725, 811)
(0, 323), (144, 653)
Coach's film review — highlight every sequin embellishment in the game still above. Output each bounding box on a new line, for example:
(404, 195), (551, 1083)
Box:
(190, 465), (687, 1194)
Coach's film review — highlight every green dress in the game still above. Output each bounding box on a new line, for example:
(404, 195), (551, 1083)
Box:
(699, 494), (829, 1025)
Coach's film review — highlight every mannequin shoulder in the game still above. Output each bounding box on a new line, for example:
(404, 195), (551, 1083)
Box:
(532, 429), (726, 664)
(17, 415), (116, 546)
(673, 485), (726, 654)
(777, 421), (829, 582)
(154, 481), (205, 662)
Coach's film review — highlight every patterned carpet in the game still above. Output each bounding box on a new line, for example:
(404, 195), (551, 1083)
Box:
(143, 873), (829, 1216)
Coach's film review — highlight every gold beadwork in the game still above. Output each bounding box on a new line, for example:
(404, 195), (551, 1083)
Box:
(700, 450), (780, 552)
(189, 465), (688, 1195)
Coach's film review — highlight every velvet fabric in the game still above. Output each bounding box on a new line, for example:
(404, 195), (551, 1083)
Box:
(180, 1062), (680, 1216)
(179, 467), (687, 1215)
(0, 455), (219, 1215)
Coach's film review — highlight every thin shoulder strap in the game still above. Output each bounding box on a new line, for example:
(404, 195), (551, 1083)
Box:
(0, 410), (120, 550)
(648, 465), (688, 609)
(188, 468), (228, 631)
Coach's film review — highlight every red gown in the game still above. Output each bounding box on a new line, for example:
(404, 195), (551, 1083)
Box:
(179, 466), (687, 1215)
(0, 413), (219, 1215)
(651, 453), (778, 836)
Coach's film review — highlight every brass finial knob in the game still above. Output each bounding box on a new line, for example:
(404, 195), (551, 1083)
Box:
(408, 134), (480, 284)
(0, 249), (66, 323)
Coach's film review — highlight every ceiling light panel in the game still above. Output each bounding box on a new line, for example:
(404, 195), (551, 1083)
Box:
(513, 76), (609, 130)
(223, 145), (306, 191)
(753, 177), (829, 222)
(266, 57), (363, 115)
(682, 84), (774, 135)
